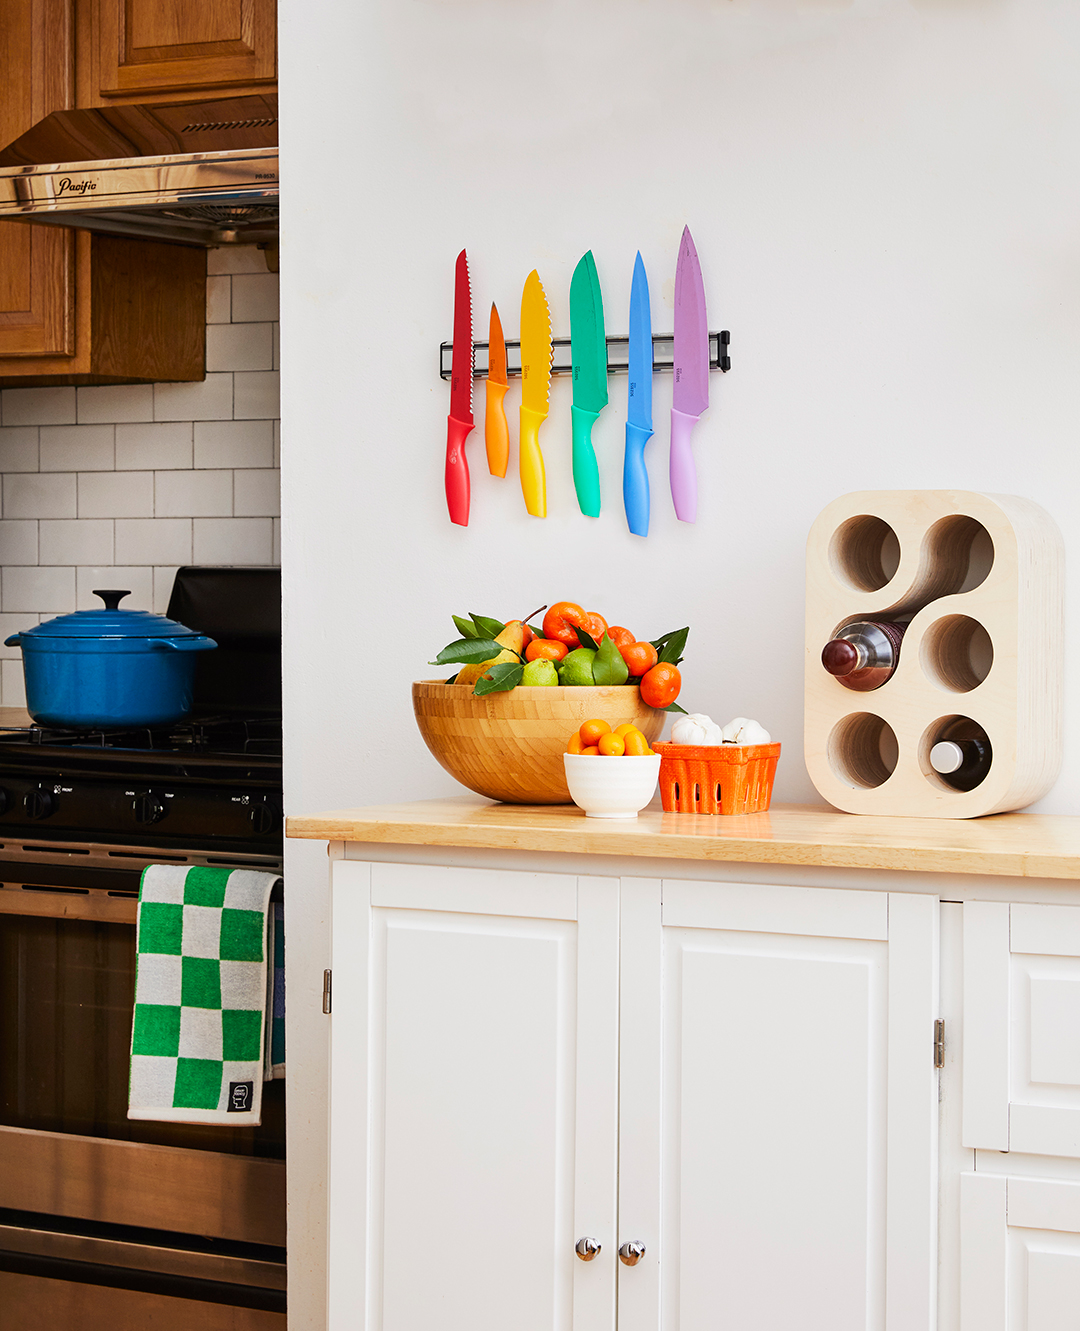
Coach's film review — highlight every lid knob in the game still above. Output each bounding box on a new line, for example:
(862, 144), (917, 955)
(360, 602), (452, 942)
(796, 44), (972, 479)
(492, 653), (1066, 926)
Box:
(93, 590), (131, 611)
(822, 639), (859, 676)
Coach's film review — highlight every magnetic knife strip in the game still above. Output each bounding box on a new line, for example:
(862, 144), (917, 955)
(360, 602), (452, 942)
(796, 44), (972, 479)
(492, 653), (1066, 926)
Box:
(439, 331), (730, 380)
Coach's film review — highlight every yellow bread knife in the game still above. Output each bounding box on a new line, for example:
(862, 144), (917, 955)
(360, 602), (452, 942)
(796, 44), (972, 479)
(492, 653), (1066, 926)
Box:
(519, 270), (552, 517)
(485, 303), (510, 477)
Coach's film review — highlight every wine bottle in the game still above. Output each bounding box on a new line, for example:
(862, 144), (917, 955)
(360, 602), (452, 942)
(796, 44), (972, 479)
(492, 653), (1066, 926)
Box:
(821, 620), (906, 692)
(930, 732), (992, 792)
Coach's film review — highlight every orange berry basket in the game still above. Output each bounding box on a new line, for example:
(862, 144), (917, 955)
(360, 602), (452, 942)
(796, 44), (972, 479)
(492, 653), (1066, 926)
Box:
(654, 741), (781, 815)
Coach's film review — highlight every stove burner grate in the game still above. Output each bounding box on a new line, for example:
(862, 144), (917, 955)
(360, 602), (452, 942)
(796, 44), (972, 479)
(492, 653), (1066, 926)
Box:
(0, 715), (282, 759)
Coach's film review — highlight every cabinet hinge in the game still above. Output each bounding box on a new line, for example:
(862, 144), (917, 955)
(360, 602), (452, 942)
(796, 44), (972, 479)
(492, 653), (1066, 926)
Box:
(933, 1018), (945, 1068)
(322, 969), (332, 1015)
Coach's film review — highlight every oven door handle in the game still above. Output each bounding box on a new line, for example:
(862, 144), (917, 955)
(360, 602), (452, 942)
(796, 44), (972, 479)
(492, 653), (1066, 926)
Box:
(149, 637), (218, 652)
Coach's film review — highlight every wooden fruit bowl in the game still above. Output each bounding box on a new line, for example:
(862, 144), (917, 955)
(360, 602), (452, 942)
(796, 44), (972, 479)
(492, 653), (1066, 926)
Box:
(413, 681), (666, 804)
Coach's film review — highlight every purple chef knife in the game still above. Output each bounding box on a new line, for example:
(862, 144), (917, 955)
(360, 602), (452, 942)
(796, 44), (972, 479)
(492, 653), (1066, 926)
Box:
(670, 226), (709, 523)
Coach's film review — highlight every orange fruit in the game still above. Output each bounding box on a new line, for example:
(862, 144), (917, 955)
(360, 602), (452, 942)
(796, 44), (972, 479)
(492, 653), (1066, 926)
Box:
(566, 731), (585, 754)
(581, 745), (600, 756)
(639, 662), (682, 709)
(619, 641), (659, 677)
(608, 626), (635, 647)
(623, 729), (652, 756)
(584, 611), (609, 643)
(613, 722), (637, 737)
(526, 638), (569, 663)
(543, 602), (590, 647)
(598, 732), (625, 756)
(579, 718), (611, 746)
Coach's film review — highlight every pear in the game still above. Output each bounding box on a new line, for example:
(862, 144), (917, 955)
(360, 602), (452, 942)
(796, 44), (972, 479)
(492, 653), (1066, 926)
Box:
(455, 620), (525, 687)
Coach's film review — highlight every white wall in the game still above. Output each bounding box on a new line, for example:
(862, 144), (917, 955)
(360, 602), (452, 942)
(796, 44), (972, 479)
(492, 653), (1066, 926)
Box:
(0, 245), (280, 694)
(280, 1), (1080, 1322)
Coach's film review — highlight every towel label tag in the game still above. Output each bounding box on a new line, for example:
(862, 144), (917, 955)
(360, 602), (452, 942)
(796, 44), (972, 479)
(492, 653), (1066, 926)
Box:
(228, 1081), (254, 1113)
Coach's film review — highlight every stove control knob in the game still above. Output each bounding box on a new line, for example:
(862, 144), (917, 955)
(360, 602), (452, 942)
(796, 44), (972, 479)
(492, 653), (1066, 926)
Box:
(25, 789), (55, 820)
(250, 803), (279, 836)
(0, 788), (9, 815)
(133, 794), (166, 826)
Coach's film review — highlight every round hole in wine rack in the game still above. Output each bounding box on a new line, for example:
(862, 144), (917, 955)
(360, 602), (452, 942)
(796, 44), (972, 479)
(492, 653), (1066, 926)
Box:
(919, 715), (992, 792)
(829, 515), (901, 592)
(921, 515), (994, 596)
(827, 712), (899, 789)
(920, 615), (994, 693)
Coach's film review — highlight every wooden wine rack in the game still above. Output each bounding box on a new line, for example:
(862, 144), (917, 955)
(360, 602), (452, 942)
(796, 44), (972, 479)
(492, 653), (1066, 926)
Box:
(804, 491), (1064, 818)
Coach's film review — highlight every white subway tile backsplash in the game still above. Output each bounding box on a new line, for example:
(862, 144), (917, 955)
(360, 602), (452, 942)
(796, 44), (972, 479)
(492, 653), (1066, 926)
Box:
(272, 420), (280, 468)
(207, 246), (268, 275)
(193, 517), (273, 564)
(0, 520), (38, 565)
(0, 427), (39, 473)
(0, 613), (34, 657)
(194, 420), (273, 469)
(154, 374), (233, 422)
(116, 422), (193, 471)
(2, 660), (26, 707)
(41, 424), (115, 472)
(2, 386), (76, 427)
(231, 273), (279, 323)
(273, 321), (280, 371)
(153, 566), (181, 613)
(155, 470), (232, 518)
(206, 322), (274, 372)
(234, 469), (280, 517)
(116, 518), (192, 566)
(76, 384), (154, 424)
(78, 471), (154, 519)
(76, 567), (153, 611)
(272, 517), (280, 564)
(3, 565), (76, 613)
(39, 519), (114, 566)
(206, 275), (232, 324)
(233, 371), (279, 420)
(5, 473), (77, 519)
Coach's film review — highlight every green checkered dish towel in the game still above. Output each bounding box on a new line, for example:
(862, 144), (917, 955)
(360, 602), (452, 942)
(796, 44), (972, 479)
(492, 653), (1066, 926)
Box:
(129, 864), (282, 1125)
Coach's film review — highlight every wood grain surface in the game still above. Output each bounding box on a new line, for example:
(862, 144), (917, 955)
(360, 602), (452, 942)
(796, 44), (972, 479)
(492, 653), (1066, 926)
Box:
(287, 797), (1080, 881)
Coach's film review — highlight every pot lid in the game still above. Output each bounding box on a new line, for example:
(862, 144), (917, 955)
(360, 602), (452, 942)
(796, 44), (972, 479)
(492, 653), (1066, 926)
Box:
(21, 589), (209, 640)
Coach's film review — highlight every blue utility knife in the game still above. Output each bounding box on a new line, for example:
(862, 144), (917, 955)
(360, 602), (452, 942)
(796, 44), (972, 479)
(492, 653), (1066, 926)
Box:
(623, 252), (654, 536)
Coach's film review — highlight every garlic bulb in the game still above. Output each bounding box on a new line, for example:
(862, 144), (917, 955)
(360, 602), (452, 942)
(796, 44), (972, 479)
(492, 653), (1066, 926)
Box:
(671, 712), (725, 746)
(721, 717), (772, 746)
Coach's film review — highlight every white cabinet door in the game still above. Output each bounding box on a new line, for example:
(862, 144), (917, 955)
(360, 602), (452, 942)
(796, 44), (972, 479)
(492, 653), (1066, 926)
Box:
(964, 902), (1080, 1157)
(617, 879), (939, 1331)
(328, 861), (620, 1331)
(960, 1173), (1080, 1330)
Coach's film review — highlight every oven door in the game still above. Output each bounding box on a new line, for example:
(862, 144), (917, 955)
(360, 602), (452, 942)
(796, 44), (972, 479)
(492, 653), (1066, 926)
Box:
(0, 840), (286, 1324)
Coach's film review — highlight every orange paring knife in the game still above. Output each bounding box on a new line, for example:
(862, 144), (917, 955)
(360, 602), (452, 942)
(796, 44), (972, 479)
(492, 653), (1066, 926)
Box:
(485, 303), (510, 477)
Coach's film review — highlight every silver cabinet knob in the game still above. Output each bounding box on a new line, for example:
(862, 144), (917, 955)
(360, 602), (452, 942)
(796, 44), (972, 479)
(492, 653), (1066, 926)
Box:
(575, 1237), (602, 1261)
(619, 1241), (646, 1266)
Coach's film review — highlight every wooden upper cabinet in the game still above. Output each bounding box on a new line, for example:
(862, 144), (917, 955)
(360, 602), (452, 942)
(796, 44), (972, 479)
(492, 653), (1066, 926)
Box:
(87, 0), (276, 102)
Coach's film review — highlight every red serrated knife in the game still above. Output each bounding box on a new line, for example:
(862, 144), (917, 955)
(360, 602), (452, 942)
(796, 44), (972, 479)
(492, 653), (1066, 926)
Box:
(445, 249), (474, 525)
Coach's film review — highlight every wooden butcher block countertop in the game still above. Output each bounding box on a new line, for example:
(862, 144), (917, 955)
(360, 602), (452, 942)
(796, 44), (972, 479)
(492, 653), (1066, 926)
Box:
(287, 797), (1080, 881)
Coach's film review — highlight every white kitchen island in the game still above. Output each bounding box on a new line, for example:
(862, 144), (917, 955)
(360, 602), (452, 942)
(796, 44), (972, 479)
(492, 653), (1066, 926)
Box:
(287, 798), (1080, 1331)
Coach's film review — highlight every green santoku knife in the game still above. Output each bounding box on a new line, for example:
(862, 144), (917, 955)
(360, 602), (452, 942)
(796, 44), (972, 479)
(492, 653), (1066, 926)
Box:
(569, 251), (608, 517)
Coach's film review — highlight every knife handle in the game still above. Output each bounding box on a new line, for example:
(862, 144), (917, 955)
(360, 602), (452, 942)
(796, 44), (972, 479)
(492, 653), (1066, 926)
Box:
(485, 380), (509, 478)
(519, 405), (547, 518)
(571, 405), (601, 518)
(669, 407), (699, 524)
(445, 414), (473, 526)
(623, 420), (654, 537)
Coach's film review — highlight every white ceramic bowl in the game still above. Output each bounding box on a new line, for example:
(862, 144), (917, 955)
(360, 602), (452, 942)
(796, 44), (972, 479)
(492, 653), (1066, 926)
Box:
(563, 752), (662, 819)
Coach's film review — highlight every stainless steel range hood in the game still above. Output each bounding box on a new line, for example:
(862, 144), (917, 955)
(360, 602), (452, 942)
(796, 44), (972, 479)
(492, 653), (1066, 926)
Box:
(0, 95), (277, 247)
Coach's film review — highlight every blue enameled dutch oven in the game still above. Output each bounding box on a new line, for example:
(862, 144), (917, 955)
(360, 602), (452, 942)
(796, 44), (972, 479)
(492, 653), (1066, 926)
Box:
(4, 589), (218, 729)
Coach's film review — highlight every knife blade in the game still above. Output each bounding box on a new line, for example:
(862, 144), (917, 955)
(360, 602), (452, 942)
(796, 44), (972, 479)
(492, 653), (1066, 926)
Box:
(670, 226), (709, 524)
(569, 251), (608, 517)
(484, 303), (510, 478)
(445, 248), (475, 526)
(519, 270), (552, 518)
(623, 251), (654, 537)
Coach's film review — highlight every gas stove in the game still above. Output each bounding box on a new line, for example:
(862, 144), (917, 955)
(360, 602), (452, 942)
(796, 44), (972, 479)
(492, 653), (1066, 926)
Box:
(0, 714), (282, 852)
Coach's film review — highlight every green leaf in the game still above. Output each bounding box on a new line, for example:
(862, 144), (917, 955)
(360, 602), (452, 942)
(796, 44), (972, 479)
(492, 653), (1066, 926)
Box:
(444, 673), (460, 684)
(576, 627), (600, 652)
(470, 613), (506, 638)
(452, 615), (479, 639)
(663, 700), (688, 714)
(431, 637), (502, 666)
(592, 631), (629, 686)
(473, 661), (524, 696)
(652, 626), (689, 665)
(525, 624), (544, 641)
